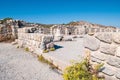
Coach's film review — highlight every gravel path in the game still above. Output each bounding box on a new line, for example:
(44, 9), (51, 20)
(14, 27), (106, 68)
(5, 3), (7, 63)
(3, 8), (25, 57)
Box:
(0, 43), (63, 80)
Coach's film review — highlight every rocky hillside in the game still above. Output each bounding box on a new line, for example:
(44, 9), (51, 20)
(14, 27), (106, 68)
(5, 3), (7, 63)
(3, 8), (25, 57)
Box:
(67, 21), (116, 28)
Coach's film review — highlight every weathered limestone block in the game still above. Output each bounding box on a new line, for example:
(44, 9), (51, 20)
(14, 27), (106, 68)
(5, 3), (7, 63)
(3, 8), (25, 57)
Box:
(28, 34), (30, 39)
(30, 34), (33, 40)
(107, 56), (120, 68)
(105, 75), (118, 80)
(35, 34), (38, 41)
(18, 40), (24, 48)
(34, 34), (37, 41)
(27, 34), (29, 39)
(42, 35), (53, 44)
(91, 51), (107, 61)
(115, 70), (120, 79)
(53, 36), (63, 42)
(30, 40), (32, 46)
(49, 42), (54, 48)
(38, 36), (42, 42)
(95, 33), (112, 44)
(35, 41), (40, 48)
(36, 34), (39, 41)
(46, 42), (55, 49)
(84, 35), (100, 51)
(63, 36), (73, 41)
(26, 40), (29, 45)
(100, 43), (117, 56)
(40, 42), (46, 50)
(113, 33), (120, 44)
(91, 57), (102, 63)
(34, 41), (37, 47)
(102, 67), (115, 76)
(32, 40), (36, 46)
(24, 34), (27, 39)
(29, 34), (31, 40)
(116, 46), (120, 57)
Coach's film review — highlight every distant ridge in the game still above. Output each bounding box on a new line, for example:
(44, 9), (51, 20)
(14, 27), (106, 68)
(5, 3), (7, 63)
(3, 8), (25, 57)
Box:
(0, 18), (117, 28)
(67, 21), (117, 28)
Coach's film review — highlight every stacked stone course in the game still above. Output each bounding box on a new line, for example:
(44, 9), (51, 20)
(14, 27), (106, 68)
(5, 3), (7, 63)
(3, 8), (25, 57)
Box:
(17, 27), (54, 53)
(84, 32), (120, 80)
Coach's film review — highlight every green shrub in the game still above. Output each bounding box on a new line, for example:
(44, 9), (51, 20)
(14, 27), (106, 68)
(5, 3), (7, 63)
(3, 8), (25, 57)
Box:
(25, 47), (29, 52)
(38, 55), (49, 63)
(63, 59), (104, 80)
(37, 55), (59, 69)
(63, 50), (104, 80)
(50, 48), (55, 51)
(17, 46), (19, 48)
(43, 49), (49, 53)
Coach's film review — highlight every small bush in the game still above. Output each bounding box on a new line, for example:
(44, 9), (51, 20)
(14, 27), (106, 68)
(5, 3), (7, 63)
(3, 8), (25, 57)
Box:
(25, 47), (29, 52)
(43, 49), (49, 53)
(37, 55), (59, 69)
(17, 46), (19, 48)
(38, 55), (49, 63)
(50, 48), (55, 51)
(63, 50), (104, 80)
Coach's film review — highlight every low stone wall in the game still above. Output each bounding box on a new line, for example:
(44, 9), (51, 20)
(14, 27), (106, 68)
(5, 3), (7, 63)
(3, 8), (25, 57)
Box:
(0, 25), (17, 42)
(84, 32), (120, 80)
(17, 32), (53, 53)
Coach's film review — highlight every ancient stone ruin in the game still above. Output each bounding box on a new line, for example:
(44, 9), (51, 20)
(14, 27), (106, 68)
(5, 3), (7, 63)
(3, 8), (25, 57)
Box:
(17, 27), (54, 53)
(0, 20), (18, 42)
(1, 19), (120, 80)
(84, 32), (120, 80)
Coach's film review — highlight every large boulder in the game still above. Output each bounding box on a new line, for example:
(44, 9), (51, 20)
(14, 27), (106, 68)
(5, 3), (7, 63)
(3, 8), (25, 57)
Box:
(63, 36), (73, 41)
(107, 56), (120, 68)
(113, 33), (120, 44)
(91, 51), (107, 61)
(53, 36), (63, 42)
(115, 71), (120, 79)
(102, 67), (115, 76)
(42, 35), (54, 44)
(95, 33), (112, 44)
(40, 42), (46, 50)
(84, 35), (100, 51)
(116, 46), (120, 57)
(46, 42), (55, 49)
(100, 43), (117, 56)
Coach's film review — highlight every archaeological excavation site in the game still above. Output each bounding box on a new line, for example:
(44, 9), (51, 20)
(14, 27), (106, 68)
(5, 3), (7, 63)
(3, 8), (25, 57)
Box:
(1, 18), (120, 80)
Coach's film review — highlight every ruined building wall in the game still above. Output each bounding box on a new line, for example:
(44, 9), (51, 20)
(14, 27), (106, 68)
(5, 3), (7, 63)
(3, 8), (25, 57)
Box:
(17, 27), (53, 53)
(0, 24), (18, 42)
(84, 32), (120, 80)
(50, 24), (120, 36)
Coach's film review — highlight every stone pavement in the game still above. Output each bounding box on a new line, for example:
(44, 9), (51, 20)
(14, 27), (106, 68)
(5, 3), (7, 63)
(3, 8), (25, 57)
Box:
(42, 38), (85, 70)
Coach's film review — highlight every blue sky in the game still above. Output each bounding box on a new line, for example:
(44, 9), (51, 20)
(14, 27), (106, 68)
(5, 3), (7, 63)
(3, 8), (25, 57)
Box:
(0, 0), (120, 27)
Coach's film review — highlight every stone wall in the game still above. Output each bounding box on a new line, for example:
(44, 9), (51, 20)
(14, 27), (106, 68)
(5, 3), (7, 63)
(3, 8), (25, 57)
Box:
(84, 32), (120, 80)
(0, 24), (18, 42)
(50, 24), (120, 37)
(17, 28), (53, 53)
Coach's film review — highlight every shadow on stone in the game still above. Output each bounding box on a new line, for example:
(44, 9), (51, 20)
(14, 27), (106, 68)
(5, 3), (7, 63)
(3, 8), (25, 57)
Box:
(99, 66), (105, 72)
(54, 45), (63, 50)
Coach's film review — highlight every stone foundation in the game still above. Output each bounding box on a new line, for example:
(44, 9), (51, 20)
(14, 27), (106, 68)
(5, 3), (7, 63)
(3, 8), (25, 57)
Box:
(17, 28), (54, 54)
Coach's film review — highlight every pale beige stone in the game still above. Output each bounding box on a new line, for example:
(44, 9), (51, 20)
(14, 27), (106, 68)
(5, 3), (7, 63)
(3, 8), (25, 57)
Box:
(84, 35), (100, 51)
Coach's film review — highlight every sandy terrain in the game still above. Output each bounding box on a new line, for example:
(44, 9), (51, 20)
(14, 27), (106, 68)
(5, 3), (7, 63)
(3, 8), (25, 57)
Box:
(0, 43), (63, 80)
